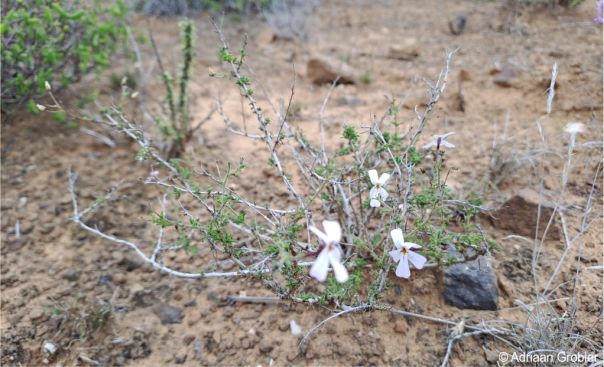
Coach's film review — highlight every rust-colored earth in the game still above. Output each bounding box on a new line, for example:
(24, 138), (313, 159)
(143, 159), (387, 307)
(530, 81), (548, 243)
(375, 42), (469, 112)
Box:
(1, 1), (602, 366)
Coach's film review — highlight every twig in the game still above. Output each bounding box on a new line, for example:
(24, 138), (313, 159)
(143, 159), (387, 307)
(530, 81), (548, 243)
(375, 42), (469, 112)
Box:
(80, 128), (116, 148)
(546, 62), (558, 115)
(226, 295), (281, 304)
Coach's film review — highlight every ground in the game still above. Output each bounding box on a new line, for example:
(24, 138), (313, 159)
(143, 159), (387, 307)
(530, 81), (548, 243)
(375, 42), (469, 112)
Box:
(1, 0), (603, 366)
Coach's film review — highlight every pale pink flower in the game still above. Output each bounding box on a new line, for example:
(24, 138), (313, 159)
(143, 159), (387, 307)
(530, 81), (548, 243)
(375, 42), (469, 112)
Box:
(389, 228), (427, 278)
(309, 220), (349, 283)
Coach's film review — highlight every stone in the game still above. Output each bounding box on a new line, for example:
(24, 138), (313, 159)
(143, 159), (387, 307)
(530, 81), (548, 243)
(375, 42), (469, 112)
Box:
(290, 320), (302, 336)
(153, 303), (183, 325)
(483, 189), (560, 240)
(30, 307), (46, 321)
(259, 340), (274, 354)
(449, 14), (467, 35)
(97, 274), (112, 286)
(493, 65), (517, 87)
(174, 354), (187, 364)
(393, 320), (407, 334)
(42, 341), (57, 354)
(306, 56), (356, 85)
(183, 335), (195, 346)
(61, 269), (80, 282)
(443, 256), (499, 310)
(387, 38), (419, 61)
(483, 347), (499, 363)
(39, 223), (55, 235)
(19, 221), (34, 235)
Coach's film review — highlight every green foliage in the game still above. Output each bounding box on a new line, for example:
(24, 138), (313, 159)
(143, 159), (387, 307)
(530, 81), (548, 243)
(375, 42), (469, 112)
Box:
(359, 70), (374, 85)
(337, 125), (361, 156)
(154, 19), (196, 157)
(320, 261), (364, 304)
(1, 0), (126, 114)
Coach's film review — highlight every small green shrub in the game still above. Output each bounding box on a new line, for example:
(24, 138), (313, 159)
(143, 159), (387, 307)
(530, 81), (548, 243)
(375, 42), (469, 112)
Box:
(0, 0), (127, 115)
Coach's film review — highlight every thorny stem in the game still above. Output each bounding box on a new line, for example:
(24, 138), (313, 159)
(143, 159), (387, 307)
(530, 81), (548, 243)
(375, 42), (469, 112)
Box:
(211, 19), (306, 213)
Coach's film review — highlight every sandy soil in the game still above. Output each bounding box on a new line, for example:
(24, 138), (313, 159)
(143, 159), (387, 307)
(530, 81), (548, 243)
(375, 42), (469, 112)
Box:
(1, 0), (603, 366)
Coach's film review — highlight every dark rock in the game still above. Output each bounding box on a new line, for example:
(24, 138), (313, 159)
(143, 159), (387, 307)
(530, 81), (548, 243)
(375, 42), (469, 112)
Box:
(259, 340), (273, 354)
(98, 274), (112, 285)
(19, 221), (34, 235)
(443, 256), (498, 310)
(61, 269), (80, 282)
(174, 354), (187, 364)
(154, 303), (182, 325)
(223, 306), (235, 318)
(306, 57), (356, 85)
(183, 335), (195, 346)
(483, 189), (560, 240)
(449, 14), (467, 35)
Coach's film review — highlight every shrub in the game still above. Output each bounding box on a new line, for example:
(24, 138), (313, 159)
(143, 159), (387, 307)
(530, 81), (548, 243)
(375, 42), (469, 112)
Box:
(0, 0), (127, 115)
(61, 25), (494, 308)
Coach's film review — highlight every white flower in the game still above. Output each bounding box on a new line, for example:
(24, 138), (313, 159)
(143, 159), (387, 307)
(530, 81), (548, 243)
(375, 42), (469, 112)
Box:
(564, 122), (585, 135)
(44, 81), (51, 91)
(388, 228), (427, 278)
(368, 169), (390, 208)
(308, 220), (349, 283)
(36, 104), (46, 111)
(423, 132), (456, 150)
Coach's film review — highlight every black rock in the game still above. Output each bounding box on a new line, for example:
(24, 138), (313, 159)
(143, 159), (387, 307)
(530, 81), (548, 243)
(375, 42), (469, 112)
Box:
(449, 15), (467, 35)
(154, 303), (182, 325)
(442, 256), (498, 310)
(98, 274), (112, 286)
(62, 269), (80, 282)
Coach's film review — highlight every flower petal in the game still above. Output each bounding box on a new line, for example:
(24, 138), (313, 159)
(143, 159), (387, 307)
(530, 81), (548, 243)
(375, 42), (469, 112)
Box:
(423, 141), (437, 149)
(405, 242), (422, 250)
(379, 187), (389, 201)
(390, 228), (404, 248)
(440, 140), (455, 149)
(395, 256), (411, 278)
(369, 186), (379, 199)
(328, 251), (349, 283)
(309, 225), (329, 245)
(322, 220), (341, 244)
(439, 132), (456, 139)
(389, 249), (402, 262)
(309, 248), (330, 282)
(378, 173), (391, 185)
(370, 199), (381, 208)
(407, 251), (427, 270)
(368, 169), (379, 185)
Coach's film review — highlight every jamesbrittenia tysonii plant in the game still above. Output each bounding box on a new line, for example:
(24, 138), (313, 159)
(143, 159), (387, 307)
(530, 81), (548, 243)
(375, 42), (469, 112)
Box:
(63, 22), (496, 309)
